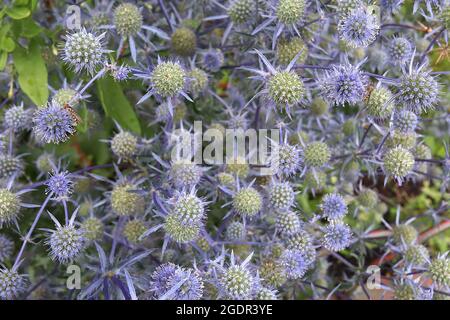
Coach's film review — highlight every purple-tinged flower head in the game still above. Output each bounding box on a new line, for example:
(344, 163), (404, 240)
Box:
(284, 230), (316, 265)
(268, 181), (295, 210)
(336, 0), (362, 17)
(169, 189), (206, 227)
(0, 234), (13, 262)
(150, 263), (178, 296)
(46, 170), (73, 200)
(279, 249), (309, 279)
(276, 142), (302, 176)
(169, 160), (203, 189)
(0, 188), (21, 227)
(216, 252), (255, 299)
(0, 267), (27, 300)
(187, 68), (208, 97)
(4, 103), (32, 133)
(320, 193), (348, 221)
(226, 221), (246, 241)
(276, 210), (301, 236)
(0, 154), (24, 180)
(338, 8), (380, 48)
(232, 187), (263, 217)
(320, 62), (367, 106)
(387, 37), (413, 65)
(397, 65), (439, 113)
(201, 48), (225, 72)
(110, 63), (131, 81)
(321, 222), (353, 251)
(256, 286), (279, 300)
(392, 110), (418, 133)
(383, 146), (415, 185)
(164, 213), (201, 244)
(61, 28), (106, 74)
(381, 0), (404, 13)
(33, 102), (77, 144)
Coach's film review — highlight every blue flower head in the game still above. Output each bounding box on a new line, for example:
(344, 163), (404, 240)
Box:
(338, 8), (380, 48)
(33, 102), (76, 144)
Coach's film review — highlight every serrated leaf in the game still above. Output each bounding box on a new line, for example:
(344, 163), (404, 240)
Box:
(96, 76), (141, 134)
(6, 6), (30, 19)
(13, 38), (48, 106)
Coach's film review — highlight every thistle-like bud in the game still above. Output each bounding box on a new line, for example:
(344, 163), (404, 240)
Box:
(4, 104), (31, 132)
(276, 0), (306, 25)
(404, 244), (429, 265)
(320, 193), (348, 221)
(268, 181), (295, 210)
(171, 27), (197, 57)
(0, 268), (26, 299)
(47, 225), (85, 264)
(429, 257), (449, 287)
(268, 71), (304, 107)
(151, 62), (186, 97)
(303, 141), (331, 168)
(0, 189), (21, 226)
(113, 3), (143, 37)
(188, 68), (208, 97)
(233, 187), (263, 216)
(219, 264), (254, 299)
(276, 211), (301, 236)
(226, 221), (246, 241)
(392, 224), (418, 245)
(0, 155), (24, 180)
(357, 189), (378, 209)
(81, 217), (104, 241)
(277, 37), (308, 65)
(387, 37), (412, 64)
(322, 222), (352, 252)
(228, 0), (254, 24)
(366, 87), (394, 120)
(383, 147), (415, 183)
(123, 219), (147, 243)
(111, 131), (138, 160)
(110, 183), (145, 216)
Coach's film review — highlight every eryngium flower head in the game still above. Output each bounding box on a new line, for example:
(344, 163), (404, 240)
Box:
(151, 263), (204, 300)
(33, 103), (76, 144)
(336, 0), (361, 17)
(0, 188), (21, 227)
(81, 217), (104, 241)
(428, 256), (449, 287)
(320, 193), (348, 221)
(280, 249), (309, 279)
(0, 155), (24, 180)
(226, 221), (246, 241)
(4, 104), (32, 132)
(110, 183), (145, 216)
(392, 110), (418, 133)
(188, 68), (208, 97)
(232, 187), (263, 216)
(123, 219), (147, 243)
(170, 191), (205, 226)
(46, 170), (73, 200)
(0, 268), (26, 299)
(164, 213), (200, 243)
(47, 225), (84, 264)
(303, 141), (331, 168)
(357, 189), (378, 209)
(62, 28), (105, 74)
(366, 87), (394, 120)
(113, 3), (143, 36)
(320, 63), (367, 105)
(284, 230), (316, 265)
(322, 222), (352, 251)
(276, 210), (301, 236)
(386, 130), (417, 149)
(169, 161), (202, 188)
(151, 61), (186, 97)
(268, 181), (295, 210)
(404, 244), (429, 265)
(0, 235), (14, 262)
(228, 0), (255, 24)
(268, 71), (304, 107)
(201, 49), (224, 72)
(397, 68), (439, 113)
(256, 287), (279, 300)
(277, 143), (302, 176)
(111, 131), (138, 160)
(338, 8), (379, 48)
(52, 88), (78, 107)
(387, 37), (412, 65)
(219, 264), (254, 299)
(276, 0), (306, 25)
(277, 37), (308, 65)
(383, 147), (415, 183)
(171, 27), (197, 57)
(393, 224), (418, 245)
(394, 282), (418, 300)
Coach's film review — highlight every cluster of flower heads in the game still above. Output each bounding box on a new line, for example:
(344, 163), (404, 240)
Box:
(0, 0), (448, 301)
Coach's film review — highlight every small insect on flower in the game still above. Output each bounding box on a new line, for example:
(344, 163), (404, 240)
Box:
(321, 222), (353, 252)
(320, 193), (348, 221)
(33, 102), (77, 144)
(338, 7), (380, 48)
(0, 267), (27, 300)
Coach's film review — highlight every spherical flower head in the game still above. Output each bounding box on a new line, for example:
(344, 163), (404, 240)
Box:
(170, 161), (202, 188)
(383, 147), (415, 183)
(46, 171), (73, 200)
(322, 222), (352, 251)
(321, 193), (348, 221)
(277, 37), (308, 65)
(404, 244), (429, 265)
(165, 267), (204, 300)
(276, 0), (305, 25)
(284, 231), (316, 265)
(439, 5), (450, 30)
(151, 62), (186, 98)
(4, 104), (31, 132)
(113, 3), (143, 37)
(268, 71), (304, 107)
(366, 87), (394, 120)
(277, 143), (302, 176)
(111, 131), (138, 160)
(280, 249), (308, 279)
(429, 257), (449, 287)
(276, 210), (301, 236)
(218, 172), (235, 186)
(0, 189), (21, 227)
(201, 49), (224, 72)
(62, 29), (105, 74)
(303, 141), (331, 168)
(320, 63), (367, 105)
(256, 287), (278, 300)
(33, 103), (76, 144)
(232, 187), (262, 216)
(47, 225), (84, 264)
(226, 158), (249, 178)
(392, 224), (418, 245)
(110, 183), (145, 216)
(415, 144), (432, 172)
(226, 221), (246, 241)
(0, 155), (24, 180)
(171, 192), (205, 226)
(357, 189), (378, 209)
(342, 119), (356, 136)
(52, 88), (78, 107)
(164, 213), (200, 243)
(259, 258), (287, 287)
(188, 68), (208, 97)
(150, 263), (178, 296)
(393, 110), (418, 133)
(123, 219), (147, 244)
(309, 97), (328, 116)
(338, 8), (379, 48)
(268, 181), (295, 210)
(336, 0), (361, 17)
(398, 68), (439, 113)
(386, 130), (417, 149)
(0, 268), (26, 299)
(219, 264), (254, 299)
(0, 235), (14, 262)
(394, 282), (417, 300)
(227, 0), (255, 24)
(81, 217), (104, 241)
(171, 27), (197, 57)
(387, 37), (412, 64)
(380, 0), (404, 13)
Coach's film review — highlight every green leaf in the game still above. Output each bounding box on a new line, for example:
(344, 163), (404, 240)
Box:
(6, 6), (30, 19)
(0, 51), (7, 71)
(96, 76), (141, 134)
(12, 17), (42, 38)
(1, 37), (15, 52)
(13, 39), (48, 106)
